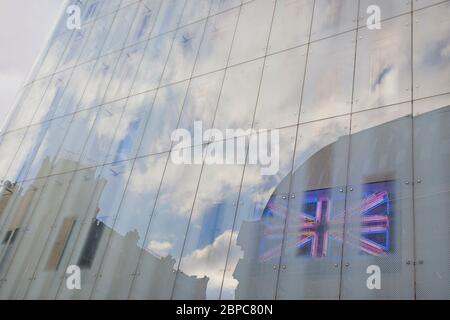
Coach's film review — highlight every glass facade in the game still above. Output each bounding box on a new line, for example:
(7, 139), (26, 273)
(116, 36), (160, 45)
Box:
(0, 0), (449, 300)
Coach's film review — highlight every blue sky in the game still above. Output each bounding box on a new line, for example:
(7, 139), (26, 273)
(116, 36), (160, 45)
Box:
(0, 0), (63, 133)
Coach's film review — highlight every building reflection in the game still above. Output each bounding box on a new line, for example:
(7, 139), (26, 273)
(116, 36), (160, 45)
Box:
(232, 105), (449, 299)
(0, 105), (448, 299)
(0, 157), (208, 299)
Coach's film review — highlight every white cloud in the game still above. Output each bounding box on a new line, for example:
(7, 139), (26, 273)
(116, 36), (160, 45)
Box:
(179, 230), (242, 297)
(148, 240), (174, 256)
(441, 44), (450, 58)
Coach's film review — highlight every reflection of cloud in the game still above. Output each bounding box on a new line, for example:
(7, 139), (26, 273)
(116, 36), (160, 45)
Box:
(148, 240), (173, 256)
(190, 165), (243, 221)
(441, 43), (450, 58)
(181, 230), (241, 293)
(373, 65), (393, 88)
(127, 156), (167, 195)
(414, 3), (450, 99)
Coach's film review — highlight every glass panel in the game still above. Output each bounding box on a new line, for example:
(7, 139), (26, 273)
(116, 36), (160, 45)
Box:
(221, 127), (296, 300)
(26, 116), (73, 180)
(101, 3), (140, 55)
(151, 0), (187, 37)
(128, 159), (202, 299)
(36, 32), (73, 79)
(354, 15), (412, 112)
(0, 86), (26, 134)
(0, 173), (72, 299)
(31, 70), (72, 125)
(173, 161), (245, 299)
(414, 0), (444, 10)
(78, 13), (115, 64)
(7, 78), (51, 131)
(311, 0), (358, 41)
(5, 124), (49, 184)
(82, 0), (103, 24)
(79, 99), (128, 169)
(0, 129), (27, 182)
(180, 0), (211, 26)
(213, 59), (264, 134)
(24, 167), (104, 299)
(253, 47), (307, 130)
(0, 179), (47, 288)
(413, 2), (450, 100)
(413, 95), (450, 299)
(99, 0), (121, 14)
(0, 179), (21, 229)
(138, 81), (190, 156)
(341, 104), (414, 299)
(121, 0), (141, 8)
(177, 70), (225, 141)
(56, 161), (133, 299)
(105, 91), (156, 164)
(161, 20), (207, 86)
(229, 0), (275, 66)
(210, 0), (242, 15)
(78, 52), (121, 110)
(126, 0), (163, 46)
(90, 153), (168, 299)
(268, 0), (314, 54)
(277, 117), (350, 299)
(51, 108), (98, 175)
(131, 32), (175, 95)
(193, 7), (239, 76)
(300, 32), (356, 123)
(104, 42), (147, 103)
(57, 22), (93, 71)
(53, 61), (97, 118)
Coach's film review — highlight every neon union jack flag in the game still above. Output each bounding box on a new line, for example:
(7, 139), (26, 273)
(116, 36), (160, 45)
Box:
(259, 181), (393, 261)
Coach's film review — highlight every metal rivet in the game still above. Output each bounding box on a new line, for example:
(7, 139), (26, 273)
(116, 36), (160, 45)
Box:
(345, 263), (350, 267)
(349, 188), (354, 192)
(417, 179), (422, 183)
(406, 260), (411, 265)
(273, 265), (277, 270)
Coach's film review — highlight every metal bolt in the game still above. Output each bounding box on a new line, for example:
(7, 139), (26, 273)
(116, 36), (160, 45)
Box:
(405, 181), (410, 185)
(273, 265), (278, 270)
(345, 263), (350, 267)
(349, 187), (354, 192)
(406, 260), (411, 265)
(417, 179), (422, 184)
(282, 265), (287, 270)
(334, 264), (339, 268)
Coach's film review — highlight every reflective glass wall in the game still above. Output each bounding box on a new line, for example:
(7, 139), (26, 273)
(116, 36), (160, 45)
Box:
(0, 0), (449, 300)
